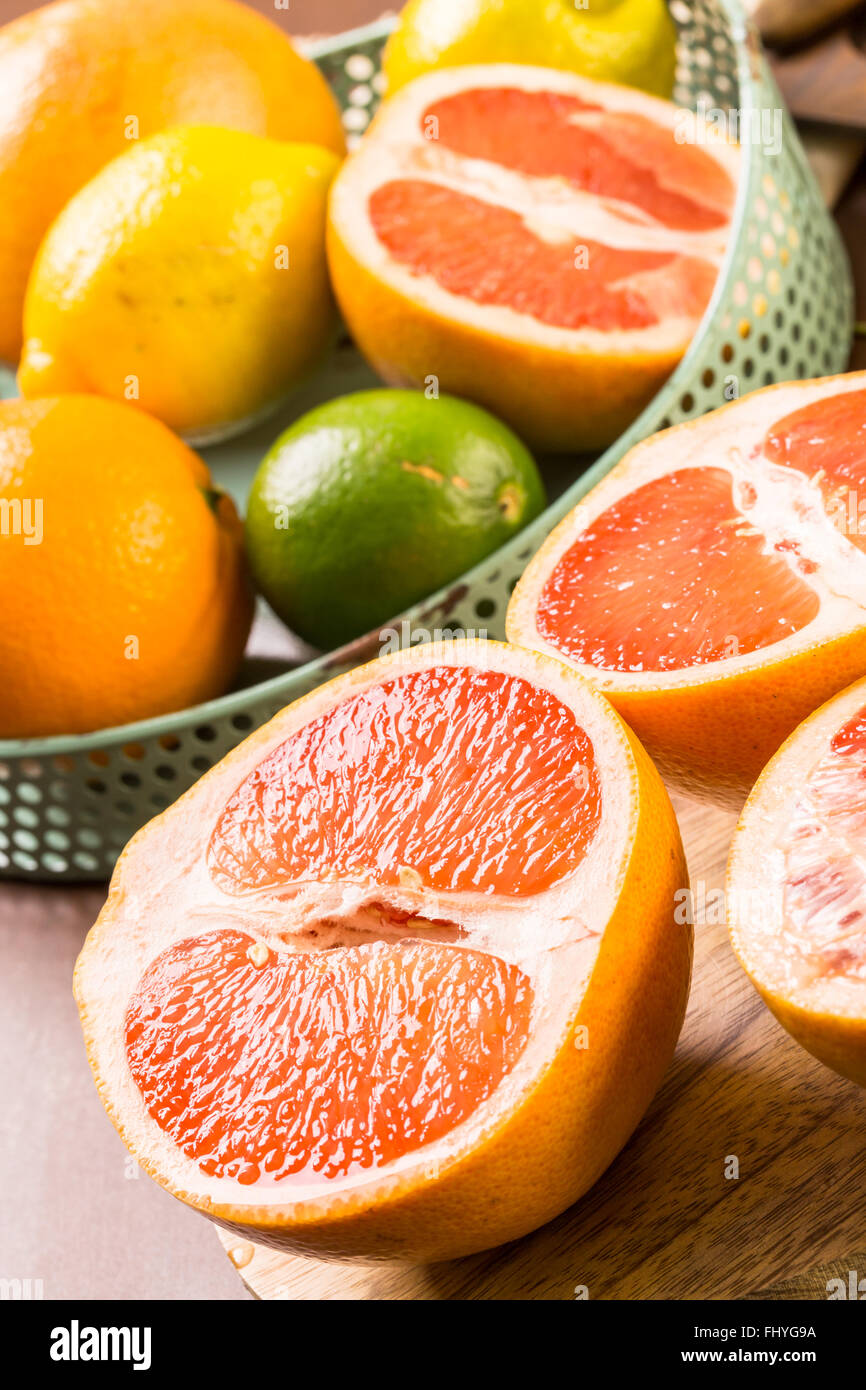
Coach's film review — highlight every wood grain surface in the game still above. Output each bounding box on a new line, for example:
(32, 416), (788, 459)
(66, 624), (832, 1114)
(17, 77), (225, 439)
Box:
(217, 794), (866, 1301)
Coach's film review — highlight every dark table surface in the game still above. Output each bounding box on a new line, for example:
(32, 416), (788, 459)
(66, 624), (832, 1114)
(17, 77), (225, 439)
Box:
(1, 0), (864, 1301)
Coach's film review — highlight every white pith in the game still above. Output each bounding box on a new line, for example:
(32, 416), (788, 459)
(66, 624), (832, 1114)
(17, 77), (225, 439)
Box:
(328, 63), (738, 357)
(728, 675), (866, 1015)
(75, 641), (641, 1216)
(509, 372), (866, 692)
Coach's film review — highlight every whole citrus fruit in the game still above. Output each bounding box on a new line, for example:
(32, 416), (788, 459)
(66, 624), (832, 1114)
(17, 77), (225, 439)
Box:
(18, 127), (340, 442)
(383, 0), (677, 98)
(0, 395), (252, 738)
(0, 0), (344, 365)
(245, 390), (545, 649)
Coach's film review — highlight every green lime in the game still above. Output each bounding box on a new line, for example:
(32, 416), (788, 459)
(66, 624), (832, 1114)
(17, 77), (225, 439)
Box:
(245, 389), (545, 648)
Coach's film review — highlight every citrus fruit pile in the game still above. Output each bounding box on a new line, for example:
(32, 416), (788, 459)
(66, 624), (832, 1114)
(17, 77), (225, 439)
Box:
(0, 0), (855, 1279)
(0, 0), (349, 737)
(75, 641), (690, 1261)
(328, 64), (738, 451)
(0, 0), (344, 367)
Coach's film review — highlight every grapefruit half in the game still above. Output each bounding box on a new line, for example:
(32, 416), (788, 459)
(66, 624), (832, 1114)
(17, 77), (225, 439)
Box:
(508, 373), (866, 806)
(327, 65), (738, 453)
(75, 641), (690, 1262)
(728, 675), (866, 1086)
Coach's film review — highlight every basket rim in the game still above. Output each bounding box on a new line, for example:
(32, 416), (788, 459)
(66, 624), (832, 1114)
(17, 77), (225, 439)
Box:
(303, 15), (398, 58)
(0, 0), (844, 762)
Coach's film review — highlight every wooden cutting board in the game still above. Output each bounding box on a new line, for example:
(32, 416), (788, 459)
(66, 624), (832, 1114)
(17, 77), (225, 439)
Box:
(216, 794), (866, 1300)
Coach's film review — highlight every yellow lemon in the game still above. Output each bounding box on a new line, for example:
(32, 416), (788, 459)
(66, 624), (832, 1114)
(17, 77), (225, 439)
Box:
(19, 126), (340, 441)
(0, 0), (345, 365)
(383, 0), (677, 99)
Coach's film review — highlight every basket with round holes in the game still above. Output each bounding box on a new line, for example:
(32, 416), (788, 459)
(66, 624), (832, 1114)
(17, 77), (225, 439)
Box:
(0, 0), (853, 881)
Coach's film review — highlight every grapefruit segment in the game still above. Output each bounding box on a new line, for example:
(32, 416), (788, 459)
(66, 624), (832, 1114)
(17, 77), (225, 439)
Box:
(508, 373), (866, 805)
(423, 88), (732, 232)
(535, 468), (820, 672)
(369, 181), (688, 333)
(728, 676), (866, 1085)
(210, 665), (601, 897)
(75, 641), (690, 1261)
(127, 932), (532, 1184)
(327, 65), (738, 452)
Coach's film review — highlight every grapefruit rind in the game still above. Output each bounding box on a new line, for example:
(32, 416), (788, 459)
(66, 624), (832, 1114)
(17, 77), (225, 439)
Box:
(508, 372), (866, 804)
(727, 675), (866, 1087)
(75, 641), (690, 1261)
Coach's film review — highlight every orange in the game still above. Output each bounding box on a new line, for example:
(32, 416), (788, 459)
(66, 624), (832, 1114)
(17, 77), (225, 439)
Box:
(0, 0), (345, 365)
(327, 65), (738, 452)
(75, 640), (690, 1262)
(728, 675), (866, 1087)
(508, 373), (866, 806)
(0, 396), (252, 737)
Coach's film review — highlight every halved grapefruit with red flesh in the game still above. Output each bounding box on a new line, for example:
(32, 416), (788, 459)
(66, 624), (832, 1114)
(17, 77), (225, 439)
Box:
(327, 66), (738, 453)
(75, 641), (690, 1262)
(728, 675), (866, 1086)
(508, 373), (866, 807)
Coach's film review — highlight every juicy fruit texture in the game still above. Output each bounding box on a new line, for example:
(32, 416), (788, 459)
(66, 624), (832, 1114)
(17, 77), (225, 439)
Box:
(210, 666), (601, 897)
(779, 708), (866, 983)
(0, 0), (344, 364)
(0, 395), (252, 737)
(127, 932), (532, 1184)
(75, 642), (690, 1261)
(414, 88), (732, 232)
(370, 181), (718, 333)
(383, 0), (678, 98)
(142, 665), (595, 1186)
(19, 127), (340, 441)
(141, 665), (573, 1188)
(245, 390), (545, 648)
(327, 66), (738, 454)
(536, 469), (819, 672)
(728, 676), (866, 1086)
(508, 373), (866, 804)
(365, 83), (729, 331)
(764, 390), (866, 556)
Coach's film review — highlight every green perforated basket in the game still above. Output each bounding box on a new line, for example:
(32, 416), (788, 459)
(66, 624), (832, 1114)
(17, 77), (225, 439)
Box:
(0, 0), (853, 880)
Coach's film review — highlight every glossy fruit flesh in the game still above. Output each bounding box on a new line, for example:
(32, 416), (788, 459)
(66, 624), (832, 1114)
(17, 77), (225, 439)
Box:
(210, 666), (601, 897)
(126, 664), (602, 1188)
(367, 86), (731, 336)
(371, 182), (717, 333)
(126, 932), (532, 1185)
(780, 707), (866, 984)
(423, 89), (731, 232)
(764, 389), (866, 556)
(536, 468), (819, 671)
(536, 389), (866, 671)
